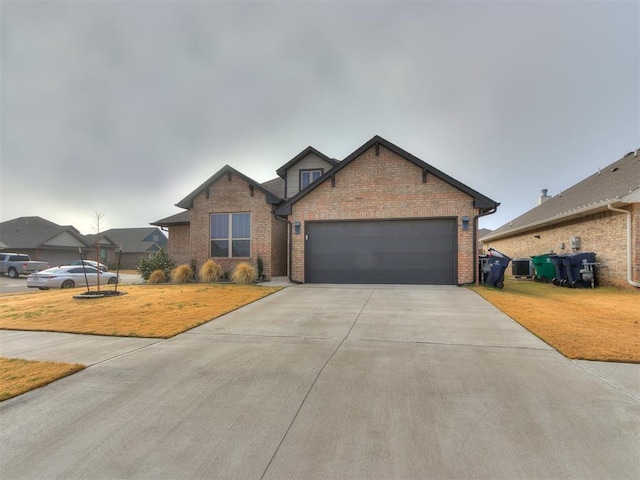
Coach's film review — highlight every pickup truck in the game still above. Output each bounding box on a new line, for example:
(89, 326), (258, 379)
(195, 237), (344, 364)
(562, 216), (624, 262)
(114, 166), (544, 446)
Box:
(0, 253), (49, 278)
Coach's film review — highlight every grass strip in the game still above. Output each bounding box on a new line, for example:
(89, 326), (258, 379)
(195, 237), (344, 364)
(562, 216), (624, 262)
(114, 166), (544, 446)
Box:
(0, 357), (85, 401)
(470, 278), (639, 363)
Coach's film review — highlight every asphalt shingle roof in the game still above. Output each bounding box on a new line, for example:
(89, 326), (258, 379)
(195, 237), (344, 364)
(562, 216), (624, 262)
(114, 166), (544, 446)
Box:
(151, 211), (190, 226)
(101, 228), (167, 253)
(0, 216), (89, 249)
(483, 149), (640, 241)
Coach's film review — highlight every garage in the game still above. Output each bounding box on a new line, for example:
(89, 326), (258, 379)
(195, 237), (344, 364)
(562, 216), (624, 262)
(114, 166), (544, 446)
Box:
(305, 218), (457, 284)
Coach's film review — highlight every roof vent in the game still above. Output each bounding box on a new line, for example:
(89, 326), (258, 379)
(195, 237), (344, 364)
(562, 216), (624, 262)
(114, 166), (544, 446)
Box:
(611, 167), (619, 173)
(538, 189), (551, 205)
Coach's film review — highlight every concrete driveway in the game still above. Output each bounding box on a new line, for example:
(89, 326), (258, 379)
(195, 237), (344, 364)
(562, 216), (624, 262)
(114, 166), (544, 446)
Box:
(1, 284), (638, 479)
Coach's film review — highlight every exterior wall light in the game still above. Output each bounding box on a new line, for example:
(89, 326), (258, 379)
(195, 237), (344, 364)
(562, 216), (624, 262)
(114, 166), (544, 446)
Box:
(462, 216), (470, 231)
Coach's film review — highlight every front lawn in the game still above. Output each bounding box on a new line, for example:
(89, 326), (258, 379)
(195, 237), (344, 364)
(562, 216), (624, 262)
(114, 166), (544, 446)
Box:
(0, 284), (282, 338)
(0, 283), (282, 401)
(0, 358), (84, 401)
(470, 278), (639, 363)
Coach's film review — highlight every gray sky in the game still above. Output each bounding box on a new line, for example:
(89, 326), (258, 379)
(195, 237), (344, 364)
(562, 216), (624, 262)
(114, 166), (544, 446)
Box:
(1, 0), (638, 235)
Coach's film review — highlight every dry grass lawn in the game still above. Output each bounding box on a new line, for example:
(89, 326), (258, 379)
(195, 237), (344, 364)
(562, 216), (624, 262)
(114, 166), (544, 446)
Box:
(470, 278), (639, 363)
(0, 357), (84, 401)
(0, 283), (280, 401)
(0, 284), (282, 338)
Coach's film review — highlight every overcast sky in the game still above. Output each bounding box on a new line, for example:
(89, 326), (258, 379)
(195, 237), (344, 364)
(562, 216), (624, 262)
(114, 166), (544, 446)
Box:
(1, 0), (638, 235)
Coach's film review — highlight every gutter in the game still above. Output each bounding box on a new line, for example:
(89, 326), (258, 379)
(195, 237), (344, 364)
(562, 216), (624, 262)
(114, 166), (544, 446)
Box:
(607, 204), (640, 287)
(481, 200), (620, 242)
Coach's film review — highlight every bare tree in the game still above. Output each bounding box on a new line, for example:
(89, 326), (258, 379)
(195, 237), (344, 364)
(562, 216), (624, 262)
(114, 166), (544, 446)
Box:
(92, 211), (105, 291)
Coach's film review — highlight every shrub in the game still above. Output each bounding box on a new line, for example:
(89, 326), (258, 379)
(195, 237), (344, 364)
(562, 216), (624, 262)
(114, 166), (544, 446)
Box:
(170, 264), (193, 284)
(231, 262), (257, 284)
(256, 255), (264, 280)
(199, 259), (223, 283)
(148, 269), (166, 284)
(138, 249), (175, 281)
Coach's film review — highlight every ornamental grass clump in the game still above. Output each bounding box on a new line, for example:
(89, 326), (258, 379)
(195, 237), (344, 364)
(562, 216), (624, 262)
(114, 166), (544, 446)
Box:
(231, 262), (257, 284)
(170, 264), (193, 284)
(148, 269), (166, 284)
(199, 259), (223, 283)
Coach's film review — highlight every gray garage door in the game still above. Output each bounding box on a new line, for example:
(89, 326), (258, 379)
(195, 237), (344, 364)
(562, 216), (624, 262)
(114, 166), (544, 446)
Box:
(306, 219), (456, 284)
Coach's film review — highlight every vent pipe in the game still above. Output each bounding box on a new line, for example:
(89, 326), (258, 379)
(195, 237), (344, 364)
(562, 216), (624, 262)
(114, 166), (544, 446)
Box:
(538, 189), (551, 205)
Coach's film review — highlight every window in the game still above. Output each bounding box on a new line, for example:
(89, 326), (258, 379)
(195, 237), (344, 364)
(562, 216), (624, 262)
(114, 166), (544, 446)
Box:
(300, 169), (323, 190)
(210, 213), (250, 257)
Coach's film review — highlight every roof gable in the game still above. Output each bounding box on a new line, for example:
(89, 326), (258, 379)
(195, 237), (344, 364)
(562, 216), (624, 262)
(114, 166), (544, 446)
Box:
(176, 165), (282, 209)
(0, 216), (90, 249)
(101, 227), (168, 252)
(276, 135), (499, 216)
(483, 149), (640, 241)
(276, 146), (338, 178)
(84, 233), (118, 247)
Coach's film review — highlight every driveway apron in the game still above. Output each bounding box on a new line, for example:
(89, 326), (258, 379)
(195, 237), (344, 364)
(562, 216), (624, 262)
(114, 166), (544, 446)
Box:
(1, 285), (638, 479)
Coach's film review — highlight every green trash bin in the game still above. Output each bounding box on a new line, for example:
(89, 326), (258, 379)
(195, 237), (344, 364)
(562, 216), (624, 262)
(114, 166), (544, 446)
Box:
(531, 254), (556, 283)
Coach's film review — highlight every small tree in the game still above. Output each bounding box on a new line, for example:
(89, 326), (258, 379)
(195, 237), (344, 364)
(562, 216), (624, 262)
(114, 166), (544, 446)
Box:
(138, 249), (175, 281)
(256, 255), (264, 280)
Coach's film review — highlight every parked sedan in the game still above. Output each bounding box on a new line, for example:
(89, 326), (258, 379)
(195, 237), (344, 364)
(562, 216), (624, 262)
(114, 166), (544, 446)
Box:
(69, 259), (108, 272)
(27, 266), (118, 290)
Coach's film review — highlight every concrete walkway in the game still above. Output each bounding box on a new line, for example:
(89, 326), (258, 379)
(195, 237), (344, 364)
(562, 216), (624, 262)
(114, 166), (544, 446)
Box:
(1, 285), (638, 479)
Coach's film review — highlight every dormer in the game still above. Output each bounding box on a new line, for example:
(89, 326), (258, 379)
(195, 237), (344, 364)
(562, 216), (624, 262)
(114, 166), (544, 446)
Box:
(276, 146), (339, 198)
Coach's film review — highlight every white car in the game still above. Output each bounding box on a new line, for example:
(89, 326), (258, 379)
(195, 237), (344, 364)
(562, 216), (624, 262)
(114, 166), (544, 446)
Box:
(27, 266), (118, 290)
(69, 259), (108, 272)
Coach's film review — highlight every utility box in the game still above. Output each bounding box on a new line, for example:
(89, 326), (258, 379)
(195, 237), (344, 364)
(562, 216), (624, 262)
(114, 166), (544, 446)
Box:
(570, 236), (581, 250)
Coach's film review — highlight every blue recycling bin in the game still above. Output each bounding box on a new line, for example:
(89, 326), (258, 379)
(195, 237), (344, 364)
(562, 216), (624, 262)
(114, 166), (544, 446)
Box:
(484, 248), (512, 289)
(549, 254), (568, 286)
(561, 252), (597, 288)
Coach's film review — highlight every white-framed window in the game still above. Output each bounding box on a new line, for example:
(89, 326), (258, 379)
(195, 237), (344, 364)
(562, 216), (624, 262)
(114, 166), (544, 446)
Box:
(210, 213), (250, 257)
(300, 169), (323, 190)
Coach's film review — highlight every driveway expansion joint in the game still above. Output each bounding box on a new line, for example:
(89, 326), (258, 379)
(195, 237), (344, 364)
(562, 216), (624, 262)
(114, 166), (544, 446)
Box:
(258, 286), (375, 479)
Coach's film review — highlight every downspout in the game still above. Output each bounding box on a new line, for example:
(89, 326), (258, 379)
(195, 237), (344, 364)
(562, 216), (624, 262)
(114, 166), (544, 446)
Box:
(607, 204), (640, 287)
(472, 215), (478, 284)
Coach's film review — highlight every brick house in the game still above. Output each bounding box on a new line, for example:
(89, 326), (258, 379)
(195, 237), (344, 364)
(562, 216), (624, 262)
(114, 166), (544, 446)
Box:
(86, 228), (168, 269)
(0, 216), (109, 266)
(481, 149), (640, 287)
(153, 135), (499, 285)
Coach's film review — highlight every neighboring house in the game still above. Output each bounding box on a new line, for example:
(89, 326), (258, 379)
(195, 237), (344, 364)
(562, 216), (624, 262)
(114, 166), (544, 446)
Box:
(481, 149), (640, 287)
(477, 228), (492, 255)
(85, 228), (167, 269)
(0, 216), (93, 266)
(83, 233), (118, 267)
(154, 135), (499, 285)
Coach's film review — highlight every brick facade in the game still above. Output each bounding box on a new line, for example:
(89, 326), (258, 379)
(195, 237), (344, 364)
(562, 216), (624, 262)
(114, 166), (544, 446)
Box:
(286, 145), (480, 284)
(483, 204), (639, 287)
(187, 172), (286, 278)
(167, 225), (191, 266)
